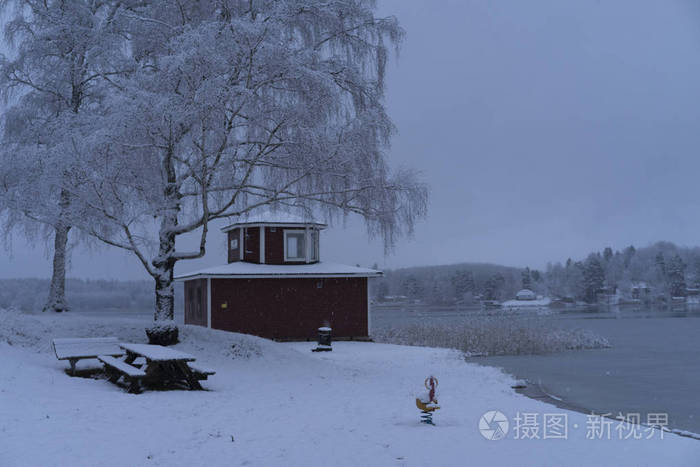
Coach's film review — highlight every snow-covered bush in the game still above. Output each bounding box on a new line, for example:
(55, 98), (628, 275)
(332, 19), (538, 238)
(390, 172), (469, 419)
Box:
(176, 323), (264, 360)
(0, 308), (264, 359)
(373, 316), (610, 356)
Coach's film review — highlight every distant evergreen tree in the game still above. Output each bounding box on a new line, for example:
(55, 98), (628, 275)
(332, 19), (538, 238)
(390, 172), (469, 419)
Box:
(450, 269), (475, 299)
(465, 272), (476, 292)
(521, 267), (532, 290)
(655, 253), (666, 275)
(693, 258), (700, 288)
(655, 253), (667, 291)
(583, 256), (605, 303)
(623, 245), (636, 268)
(571, 261), (586, 300)
(483, 273), (506, 301)
(667, 254), (686, 297)
(483, 277), (496, 301)
(531, 269), (541, 283)
(494, 272), (506, 291)
(603, 247), (613, 262)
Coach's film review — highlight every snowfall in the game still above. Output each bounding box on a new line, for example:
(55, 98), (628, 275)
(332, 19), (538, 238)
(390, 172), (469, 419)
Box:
(1, 309), (699, 467)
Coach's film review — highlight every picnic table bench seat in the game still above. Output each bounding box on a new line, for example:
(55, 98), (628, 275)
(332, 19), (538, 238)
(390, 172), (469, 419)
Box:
(52, 337), (124, 375)
(187, 363), (216, 380)
(98, 355), (147, 393)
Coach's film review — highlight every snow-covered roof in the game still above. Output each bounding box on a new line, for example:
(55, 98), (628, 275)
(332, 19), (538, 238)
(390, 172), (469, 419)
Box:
(221, 209), (327, 232)
(515, 289), (536, 300)
(175, 261), (382, 280)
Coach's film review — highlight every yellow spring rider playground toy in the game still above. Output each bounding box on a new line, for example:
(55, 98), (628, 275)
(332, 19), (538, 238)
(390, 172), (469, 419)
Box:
(416, 376), (440, 425)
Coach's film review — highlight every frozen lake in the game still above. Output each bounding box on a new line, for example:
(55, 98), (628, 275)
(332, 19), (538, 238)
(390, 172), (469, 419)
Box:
(372, 304), (700, 435)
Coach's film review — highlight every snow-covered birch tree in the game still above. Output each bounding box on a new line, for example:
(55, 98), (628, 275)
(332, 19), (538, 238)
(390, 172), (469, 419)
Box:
(0, 0), (133, 312)
(70, 0), (427, 340)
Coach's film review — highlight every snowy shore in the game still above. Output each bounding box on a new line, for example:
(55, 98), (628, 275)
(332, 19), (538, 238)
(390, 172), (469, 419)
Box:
(1, 309), (699, 466)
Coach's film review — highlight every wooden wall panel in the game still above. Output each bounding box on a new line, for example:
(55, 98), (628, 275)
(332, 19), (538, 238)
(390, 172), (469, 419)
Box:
(210, 277), (368, 339)
(243, 227), (259, 263)
(264, 227), (284, 264)
(184, 279), (208, 326)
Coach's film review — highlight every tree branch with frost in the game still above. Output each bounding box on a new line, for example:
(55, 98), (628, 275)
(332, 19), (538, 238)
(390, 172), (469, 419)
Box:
(61, 0), (426, 322)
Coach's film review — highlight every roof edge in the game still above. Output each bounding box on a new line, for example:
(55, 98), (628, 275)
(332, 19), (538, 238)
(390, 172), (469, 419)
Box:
(220, 221), (328, 233)
(175, 271), (383, 281)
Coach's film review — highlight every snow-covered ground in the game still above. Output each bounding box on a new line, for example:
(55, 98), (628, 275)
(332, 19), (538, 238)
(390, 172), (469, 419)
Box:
(1, 310), (699, 466)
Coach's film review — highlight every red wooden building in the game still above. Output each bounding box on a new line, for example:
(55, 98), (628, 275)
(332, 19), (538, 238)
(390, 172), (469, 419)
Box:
(176, 212), (381, 340)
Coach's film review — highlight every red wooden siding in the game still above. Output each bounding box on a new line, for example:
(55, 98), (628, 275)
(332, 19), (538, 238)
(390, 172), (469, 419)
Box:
(264, 227), (284, 264)
(227, 228), (241, 263)
(264, 227), (307, 265)
(209, 277), (368, 339)
(184, 279), (208, 326)
(243, 227), (260, 263)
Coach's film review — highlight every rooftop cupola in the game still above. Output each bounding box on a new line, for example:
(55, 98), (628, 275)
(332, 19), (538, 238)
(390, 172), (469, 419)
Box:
(220, 211), (327, 265)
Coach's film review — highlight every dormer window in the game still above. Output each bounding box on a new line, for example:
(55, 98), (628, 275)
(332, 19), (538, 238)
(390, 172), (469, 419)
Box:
(284, 230), (306, 261)
(283, 229), (320, 262)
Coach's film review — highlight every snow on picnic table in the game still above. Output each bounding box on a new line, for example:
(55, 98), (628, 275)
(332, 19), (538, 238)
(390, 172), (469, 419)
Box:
(0, 310), (699, 467)
(120, 343), (196, 361)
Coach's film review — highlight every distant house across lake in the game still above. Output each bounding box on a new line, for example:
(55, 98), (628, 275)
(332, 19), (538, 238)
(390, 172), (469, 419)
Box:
(176, 211), (381, 340)
(501, 288), (551, 309)
(515, 289), (537, 301)
(631, 282), (650, 300)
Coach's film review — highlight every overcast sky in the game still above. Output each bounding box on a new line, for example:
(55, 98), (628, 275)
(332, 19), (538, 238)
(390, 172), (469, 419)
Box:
(2, 0), (700, 280)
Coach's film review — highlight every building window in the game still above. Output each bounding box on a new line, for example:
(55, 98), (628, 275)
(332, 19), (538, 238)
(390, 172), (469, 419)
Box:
(284, 228), (319, 262)
(284, 230), (306, 261)
(230, 238), (238, 250)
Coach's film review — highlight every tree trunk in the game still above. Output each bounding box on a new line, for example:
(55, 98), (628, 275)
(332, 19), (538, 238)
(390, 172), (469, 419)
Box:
(147, 146), (181, 344)
(146, 269), (179, 345)
(147, 208), (179, 345)
(154, 264), (175, 321)
(43, 222), (71, 312)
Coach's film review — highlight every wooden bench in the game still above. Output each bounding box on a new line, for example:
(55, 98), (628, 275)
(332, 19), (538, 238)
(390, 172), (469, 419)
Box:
(187, 363), (216, 381)
(52, 337), (124, 375)
(98, 356), (147, 393)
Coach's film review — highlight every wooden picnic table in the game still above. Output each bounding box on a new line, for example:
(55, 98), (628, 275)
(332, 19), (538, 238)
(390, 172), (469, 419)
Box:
(119, 343), (203, 391)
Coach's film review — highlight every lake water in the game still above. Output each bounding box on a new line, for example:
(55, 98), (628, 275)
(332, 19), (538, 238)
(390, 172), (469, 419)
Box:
(372, 304), (700, 435)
